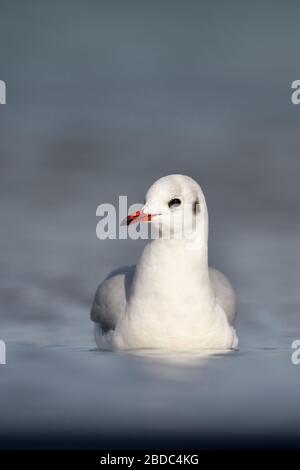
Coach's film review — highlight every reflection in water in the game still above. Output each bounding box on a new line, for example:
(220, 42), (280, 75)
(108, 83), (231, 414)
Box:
(122, 348), (236, 382)
(126, 347), (234, 365)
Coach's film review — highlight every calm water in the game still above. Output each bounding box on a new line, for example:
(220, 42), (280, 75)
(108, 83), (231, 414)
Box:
(0, 0), (300, 448)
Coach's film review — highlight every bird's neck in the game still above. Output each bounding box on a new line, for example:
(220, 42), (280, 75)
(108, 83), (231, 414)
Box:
(141, 237), (209, 273)
(130, 235), (213, 307)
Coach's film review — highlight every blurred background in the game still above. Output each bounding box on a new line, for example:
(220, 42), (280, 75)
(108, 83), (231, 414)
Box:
(0, 0), (300, 449)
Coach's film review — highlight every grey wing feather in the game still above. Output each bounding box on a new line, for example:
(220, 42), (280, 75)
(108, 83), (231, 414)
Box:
(209, 268), (236, 325)
(90, 266), (135, 331)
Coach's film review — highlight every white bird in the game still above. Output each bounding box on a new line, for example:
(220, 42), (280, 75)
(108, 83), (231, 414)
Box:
(91, 175), (238, 352)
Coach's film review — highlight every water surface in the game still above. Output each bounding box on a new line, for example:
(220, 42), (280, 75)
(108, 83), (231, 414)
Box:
(0, 0), (300, 449)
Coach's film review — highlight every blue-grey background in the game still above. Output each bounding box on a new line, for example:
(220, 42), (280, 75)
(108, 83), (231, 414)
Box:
(0, 0), (300, 448)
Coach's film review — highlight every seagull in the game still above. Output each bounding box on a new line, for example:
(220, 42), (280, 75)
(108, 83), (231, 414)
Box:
(91, 175), (238, 352)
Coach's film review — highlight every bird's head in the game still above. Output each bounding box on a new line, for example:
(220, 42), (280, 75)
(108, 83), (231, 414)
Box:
(124, 174), (208, 241)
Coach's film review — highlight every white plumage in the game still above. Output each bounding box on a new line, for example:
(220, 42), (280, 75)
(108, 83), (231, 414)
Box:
(91, 175), (238, 352)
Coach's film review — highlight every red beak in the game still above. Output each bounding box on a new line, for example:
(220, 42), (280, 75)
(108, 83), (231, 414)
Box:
(122, 210), (153, 226)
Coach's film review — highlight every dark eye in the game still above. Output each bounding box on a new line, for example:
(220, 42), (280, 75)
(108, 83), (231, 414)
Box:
(168, 198), (181, 208)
